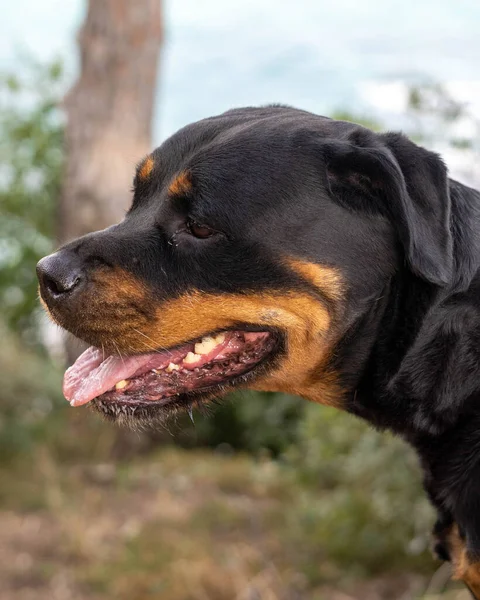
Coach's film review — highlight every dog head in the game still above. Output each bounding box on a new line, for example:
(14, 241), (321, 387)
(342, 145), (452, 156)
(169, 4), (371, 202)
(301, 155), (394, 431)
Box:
(37, 106), (457, 425)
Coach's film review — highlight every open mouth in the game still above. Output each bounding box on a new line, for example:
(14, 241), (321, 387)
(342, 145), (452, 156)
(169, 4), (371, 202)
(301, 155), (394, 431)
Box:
(63, 329), (279, 418)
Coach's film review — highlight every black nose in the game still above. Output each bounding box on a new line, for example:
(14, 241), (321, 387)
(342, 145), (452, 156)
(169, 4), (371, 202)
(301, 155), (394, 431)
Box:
(36, 251), (84, 300)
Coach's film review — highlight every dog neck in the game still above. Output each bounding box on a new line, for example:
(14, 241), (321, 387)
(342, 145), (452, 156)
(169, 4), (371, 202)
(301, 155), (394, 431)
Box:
(342, 178), (480, 437)
(343, 271), (443, 435)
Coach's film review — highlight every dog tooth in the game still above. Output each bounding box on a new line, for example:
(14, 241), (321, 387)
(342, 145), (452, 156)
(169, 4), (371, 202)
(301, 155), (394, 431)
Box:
(166, 362), (180, 372)
(214, 333), (226, 344)
(115, 379), (128, 390)
(183, 351), (202, 364)
(194, 336), (217, 355)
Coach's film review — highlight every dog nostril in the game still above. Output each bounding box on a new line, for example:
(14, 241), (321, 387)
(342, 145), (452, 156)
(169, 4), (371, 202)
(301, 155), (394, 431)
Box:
(43, 273), (82, 297)
(43, 274), (62, 296)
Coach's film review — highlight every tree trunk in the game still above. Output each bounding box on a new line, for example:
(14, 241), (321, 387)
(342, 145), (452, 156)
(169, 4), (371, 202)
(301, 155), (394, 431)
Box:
(61, 0), (162, 360)
(61, 0), (162, 242)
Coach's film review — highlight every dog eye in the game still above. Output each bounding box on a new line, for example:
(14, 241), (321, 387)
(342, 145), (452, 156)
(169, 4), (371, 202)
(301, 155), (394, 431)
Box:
(186, 219), (216, 239)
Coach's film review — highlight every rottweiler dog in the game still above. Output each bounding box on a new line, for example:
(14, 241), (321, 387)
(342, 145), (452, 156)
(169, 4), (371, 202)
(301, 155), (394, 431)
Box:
(37, 106), (480, 595)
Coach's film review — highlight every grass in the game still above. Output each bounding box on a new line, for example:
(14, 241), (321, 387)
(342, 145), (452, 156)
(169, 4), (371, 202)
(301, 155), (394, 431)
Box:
(0, 446), (472, 600)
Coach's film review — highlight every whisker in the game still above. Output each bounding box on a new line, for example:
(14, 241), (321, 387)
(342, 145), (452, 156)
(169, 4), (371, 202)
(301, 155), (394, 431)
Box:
(112, 341), (126, 367)
(132, 328), (173, 356)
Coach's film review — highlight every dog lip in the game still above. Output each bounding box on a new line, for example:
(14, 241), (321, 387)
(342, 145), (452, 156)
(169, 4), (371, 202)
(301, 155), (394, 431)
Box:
(64, 328), (280, 408)
(92, 339), (282, 421)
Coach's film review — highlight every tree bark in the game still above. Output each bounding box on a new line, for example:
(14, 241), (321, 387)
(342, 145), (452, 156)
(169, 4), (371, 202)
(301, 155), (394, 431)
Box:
(61, 0), (162, 361)
(61, 0), (162, 243)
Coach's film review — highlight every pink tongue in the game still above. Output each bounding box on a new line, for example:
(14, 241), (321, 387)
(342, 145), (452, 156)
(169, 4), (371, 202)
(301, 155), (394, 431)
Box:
(63, 347), (163, 407)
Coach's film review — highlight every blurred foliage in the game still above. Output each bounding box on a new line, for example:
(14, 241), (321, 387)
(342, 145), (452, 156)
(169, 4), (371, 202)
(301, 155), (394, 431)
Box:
(0, 57), (64, 344)
(406, 82), (479, 149)
(175, 391), (304, 456)
(0, 321), (64, 462)
(408, 83), (464, 123)
(284, 405), (434, 577)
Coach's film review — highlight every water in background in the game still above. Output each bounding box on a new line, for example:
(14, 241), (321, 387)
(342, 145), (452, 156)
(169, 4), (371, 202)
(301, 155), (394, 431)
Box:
(2, 0), (480, 177)
(159, 0), (480, 140)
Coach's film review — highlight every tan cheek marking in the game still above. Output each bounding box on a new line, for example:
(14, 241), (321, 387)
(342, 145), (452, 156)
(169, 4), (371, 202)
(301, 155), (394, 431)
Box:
(148, 291), (330, 348)
(448, 525), (480, 595)
(84, 268), (150, 335)
(286, 258), (345, 301)
(147, 291), (340, 407)
(89, 267), (148, 299)
(123, 264), (345, 407)
(168, 170), (192, 196)
(138, 156), (154, 181)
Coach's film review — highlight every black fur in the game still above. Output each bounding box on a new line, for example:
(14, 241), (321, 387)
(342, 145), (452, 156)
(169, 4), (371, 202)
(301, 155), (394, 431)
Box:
(37, 105), (480, 578)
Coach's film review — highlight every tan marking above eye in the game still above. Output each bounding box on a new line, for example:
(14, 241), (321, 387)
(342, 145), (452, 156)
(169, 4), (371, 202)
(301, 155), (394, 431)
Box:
(168, 170), (192, 196)
(138, 156), (154, 181)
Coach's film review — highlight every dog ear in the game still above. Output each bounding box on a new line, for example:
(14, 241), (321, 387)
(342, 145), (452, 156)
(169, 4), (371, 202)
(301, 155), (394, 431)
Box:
(324, 130), (453, 286)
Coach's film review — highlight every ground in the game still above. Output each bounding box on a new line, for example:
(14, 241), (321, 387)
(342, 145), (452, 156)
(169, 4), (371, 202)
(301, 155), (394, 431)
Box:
(0, 446), (471, 600)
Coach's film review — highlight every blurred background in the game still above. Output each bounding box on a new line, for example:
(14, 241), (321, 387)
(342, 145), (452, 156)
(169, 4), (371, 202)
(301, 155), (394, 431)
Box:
(1, 1), (479, 599)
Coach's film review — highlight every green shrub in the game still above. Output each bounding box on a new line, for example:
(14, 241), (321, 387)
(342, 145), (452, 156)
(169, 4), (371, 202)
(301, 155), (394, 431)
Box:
(171, 391), (305, 456)
(0, 58), (63, 344)
(283, 404), (435, 579)
(0, 322), (64, 461)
